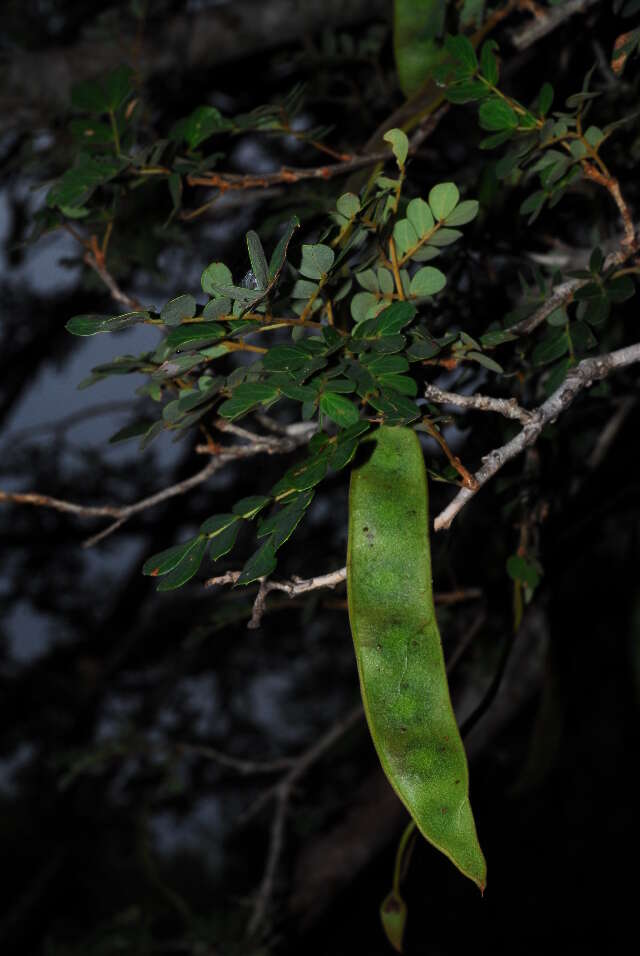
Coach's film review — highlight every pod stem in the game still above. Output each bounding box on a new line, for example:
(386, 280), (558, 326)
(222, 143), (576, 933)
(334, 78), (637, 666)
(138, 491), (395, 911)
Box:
(393, 819), (418, 895)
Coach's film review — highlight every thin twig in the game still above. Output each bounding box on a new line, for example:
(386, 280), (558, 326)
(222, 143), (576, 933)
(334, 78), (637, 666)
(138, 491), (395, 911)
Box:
(248, 569), (348, 629)
(243, 703), (364, 937)
(1, 424), (315, 547)
(434, 341), (640, 531)
(424, 383), (533, 425)
(570, 395), (636, 495)
(176, 743), (294, 776)
(186, 151), (391, 193)
(83, 241), (143, 311)
(511, 244), (638, 337)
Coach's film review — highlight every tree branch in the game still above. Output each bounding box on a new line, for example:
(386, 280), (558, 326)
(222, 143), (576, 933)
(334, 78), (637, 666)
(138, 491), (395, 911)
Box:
(511, 237), (639, 336)
(509, 0), (600, 51)
(424, 383), (533, 425)
(243, 703), (364, 937)
(434, 342), (640, 531)
(1, 423), (315, 547)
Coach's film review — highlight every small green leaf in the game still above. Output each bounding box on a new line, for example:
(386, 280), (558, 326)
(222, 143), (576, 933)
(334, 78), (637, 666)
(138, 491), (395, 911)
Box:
(66, 314), (113, 336)
(383, 128), (409, 167)
(351, 292), (379, 323)
(202, 262), (233, 297)
(299, 243), (335, 279)
(237, 541), (277, 586)
(164, 322), (226, 352)
(409, 266), (446, 297)
(606, 275), (635, 303)
(478, 97), (519, 131)
(444, 33), (478, 74)
(104, 65), (134, 111)
(427, 228), (463, 247)
(506, 554), (541, 590)
(319, 392), (360, 427)
(200, 513), (241, 536)
(480, 40), (499, 85)
(66, 312), (148, 335)
(246, 231), (269, 290)
(263, 345), (313, 372)
(406, 198), (435, 238)
(546, 307), (568, 327)
(376, 302), (417, 335)
(537, 82), (554, 116)
(377, 373), (418, 396)
(156, 536), (208, 591)
(532, 327), (568, 365)
(355, 269), (380, 293)
(467, 351), (504, 373)
(208, 521), (241, 561)
(218, 383), (279, 420)
(172, 105), (231, 149)
(258, 491), (315, 550)
(143, 537), (202, 577)
(393, 219), (419, 257)
(233, 496), (271, 519)
(444, 199), (479, 226)
(161, 294), (196, 327)
(337, 193), (360, 218)
(109, 420), (155, 444)
(428, 183), (460, 221)
(268, 216), (301, 280)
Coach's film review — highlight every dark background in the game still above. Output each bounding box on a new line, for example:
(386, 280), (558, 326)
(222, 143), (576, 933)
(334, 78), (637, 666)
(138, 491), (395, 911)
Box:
(1, 2), (639, 954)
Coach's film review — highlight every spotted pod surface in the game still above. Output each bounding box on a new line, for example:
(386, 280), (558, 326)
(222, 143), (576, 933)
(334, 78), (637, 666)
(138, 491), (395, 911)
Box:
(347, 425), (486, 890)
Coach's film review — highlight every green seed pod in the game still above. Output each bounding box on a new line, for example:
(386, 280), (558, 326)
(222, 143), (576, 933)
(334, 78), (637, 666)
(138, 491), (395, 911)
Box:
(347, 425), (486, 890)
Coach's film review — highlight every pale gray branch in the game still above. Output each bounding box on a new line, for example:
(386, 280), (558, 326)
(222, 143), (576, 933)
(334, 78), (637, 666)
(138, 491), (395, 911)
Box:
(424, 383), (533, 425)
(509, 0), (600, 51)
(205, 567), (348, 629)
(434, 342), (640, 531)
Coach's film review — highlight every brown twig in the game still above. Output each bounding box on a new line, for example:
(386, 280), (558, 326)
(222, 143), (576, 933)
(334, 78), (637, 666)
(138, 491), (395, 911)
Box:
(83, 234), (144, 311)
(422, 419), (479, 490)
(434, 341), (640, 531)
(1, 425), (315, 548)
(186, 151), (390, 193)
(582, 163), (636, 249)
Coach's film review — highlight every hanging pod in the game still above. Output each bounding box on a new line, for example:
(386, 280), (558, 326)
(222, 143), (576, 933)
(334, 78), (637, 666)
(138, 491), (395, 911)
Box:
(347, 425), (486, 890)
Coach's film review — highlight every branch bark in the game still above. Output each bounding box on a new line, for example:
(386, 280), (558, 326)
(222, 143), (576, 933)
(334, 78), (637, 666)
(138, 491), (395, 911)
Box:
(434, 342), (640, 531)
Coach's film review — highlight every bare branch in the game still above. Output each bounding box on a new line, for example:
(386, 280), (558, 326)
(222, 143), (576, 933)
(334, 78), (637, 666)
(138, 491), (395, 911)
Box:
(243, 703), (364, 937)
(248, 568), (348, 629)
(2, 421), (316, 548)
(176, 743), (294, 776)
(83, 247), (143, 312)
(424, 383), (533, 425)
(510, 0), (600, 51)
(434, 342), (640, 531)
(204, 567), (347, 629)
